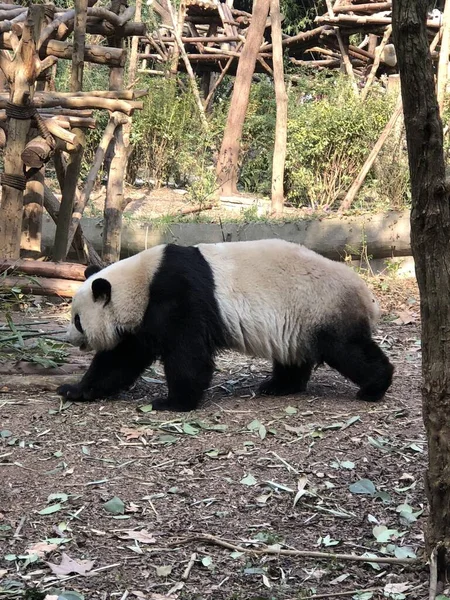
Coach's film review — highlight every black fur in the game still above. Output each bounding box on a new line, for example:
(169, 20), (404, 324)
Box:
(259, 361), (313, 396)
(58, 245), (394, 411)
(317, 321), (393, 402)
(58, 245), (228, 410)
(85, 265), (101, 279)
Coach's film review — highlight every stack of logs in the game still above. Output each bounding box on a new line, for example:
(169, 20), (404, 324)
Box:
(138, 0), (441, 80)
(0, 1), (147, 268)
(0, 259), (85, 298)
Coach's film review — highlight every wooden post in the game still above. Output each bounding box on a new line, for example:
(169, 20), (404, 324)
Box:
(21, 5), (49, 256)
(53, 0), (88, 262)
(270, 0), (287, 217)
(216, 0), (271, 196)
(325, 0), (358, 95)
(103, 0), (130, 264)
(437, 0), (450, 114)
(128, 0), (142, 86)
(339, 94), (403, 213)
(166, 0), (209, 130)
(361, 25), (392, 101)
(0, 6), (45, 259)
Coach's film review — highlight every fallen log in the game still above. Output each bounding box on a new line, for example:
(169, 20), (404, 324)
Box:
(0, 258), (86, 281)
(1, 275), (82, 297)
(0, 93), (142, 115)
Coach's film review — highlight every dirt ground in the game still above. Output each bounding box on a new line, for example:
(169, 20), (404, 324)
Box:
(0, 277), (431, 600)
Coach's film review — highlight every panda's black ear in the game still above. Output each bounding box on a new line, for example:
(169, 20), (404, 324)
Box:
(91, 278), (111, 305)
(85, 265), (101, 280)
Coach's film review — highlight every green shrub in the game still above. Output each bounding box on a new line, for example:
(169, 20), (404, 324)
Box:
(128, 76), (213, 188)
(286, 76), (393, 209)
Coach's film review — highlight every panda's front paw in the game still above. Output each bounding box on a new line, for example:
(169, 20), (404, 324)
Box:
(56, 383), (98, 401)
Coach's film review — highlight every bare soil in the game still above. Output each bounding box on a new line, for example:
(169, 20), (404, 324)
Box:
(0, 277), (430, 600)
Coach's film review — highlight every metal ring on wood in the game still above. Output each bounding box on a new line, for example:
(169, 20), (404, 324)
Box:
(5, 102), (35, 120)
(1, 173), (26, 191)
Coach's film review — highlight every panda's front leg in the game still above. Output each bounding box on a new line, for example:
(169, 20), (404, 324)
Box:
(57, 336), (153, 401)
(152, 342), (215, 411)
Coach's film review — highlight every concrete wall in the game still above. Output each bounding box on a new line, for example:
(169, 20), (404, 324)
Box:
(41, 209), (414, 274)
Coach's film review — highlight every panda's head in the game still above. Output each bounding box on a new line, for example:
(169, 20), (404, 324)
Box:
(67, 265), (122, 352)
(66, 248), (163, 353)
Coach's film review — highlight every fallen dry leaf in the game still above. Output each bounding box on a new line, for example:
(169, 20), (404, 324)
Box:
(0, 569), (7, 579)
(27, 541), (58, 558)
(393, 310), (416, 325)
(46, 552), (95, 577)
(43, 596), (59, 600)
(117, 529), (156, 544)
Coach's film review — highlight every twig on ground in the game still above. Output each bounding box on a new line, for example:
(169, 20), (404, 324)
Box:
(119, 591), (129, 600)
(182, 552), (197, 580)
(13, 516), (26, 538)
(168, 533), (420, 565)
(304, 589), (380, 599)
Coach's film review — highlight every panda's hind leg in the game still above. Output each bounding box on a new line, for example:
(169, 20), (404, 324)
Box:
(259, 360), (312, 396)
(320, 329), (394, 402)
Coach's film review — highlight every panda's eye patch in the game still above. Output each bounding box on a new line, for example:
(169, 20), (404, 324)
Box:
(74, 314), (83, 334)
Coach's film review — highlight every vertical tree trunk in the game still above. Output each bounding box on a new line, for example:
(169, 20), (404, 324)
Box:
(53, 0), (87, 261)
(270, 0), (287, 216)
(216, 0), (271, 196)
(392, 0), (450, 580)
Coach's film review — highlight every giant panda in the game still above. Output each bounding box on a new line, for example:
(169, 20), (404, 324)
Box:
(57, 239), (394, 411)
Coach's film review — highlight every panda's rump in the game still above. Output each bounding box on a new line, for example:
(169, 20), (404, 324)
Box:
(198, 239), (378, 364)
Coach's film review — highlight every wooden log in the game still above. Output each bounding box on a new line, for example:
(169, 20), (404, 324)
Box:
(1, 275), (81, 297)
(21, 136), (54, 168)
(85, 20), (145, 37)
(0, 258), (86, 280)
(167, 0), (208, 130)
(262, 25), (326, 52)
(41, 39), (127, 67)
(270, 0), (287, 217)
(21, 169), (44, 254)
(0, 6), (45, 259)
(0, 93), (142, 115)
(361, 25), (392, 101)
(316, 14), (440, 29)
(67, 113), (123, 256)
(339, 94), (403, 212)
(53, 0), (87, 263)
(161, 34), (242, 44)
(334, 2), (392, 13)
(43, 184), (104, 268)
(128, 0), (142, 86)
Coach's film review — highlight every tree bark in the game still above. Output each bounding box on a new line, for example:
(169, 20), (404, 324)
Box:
(270, 0), (286, 216)
(0, 258), (86, 281)
(1, 275), (81, 297)
(127, 0), (142, 86)
(0, 6), (46, 259)
(53, 0), (87, 262)
(216, 0), (271, 196)
(103, 0), (130, 265)
(392, 0), (450, 576)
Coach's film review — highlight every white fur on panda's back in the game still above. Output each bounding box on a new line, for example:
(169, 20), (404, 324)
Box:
(198, 239), (380, 364)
